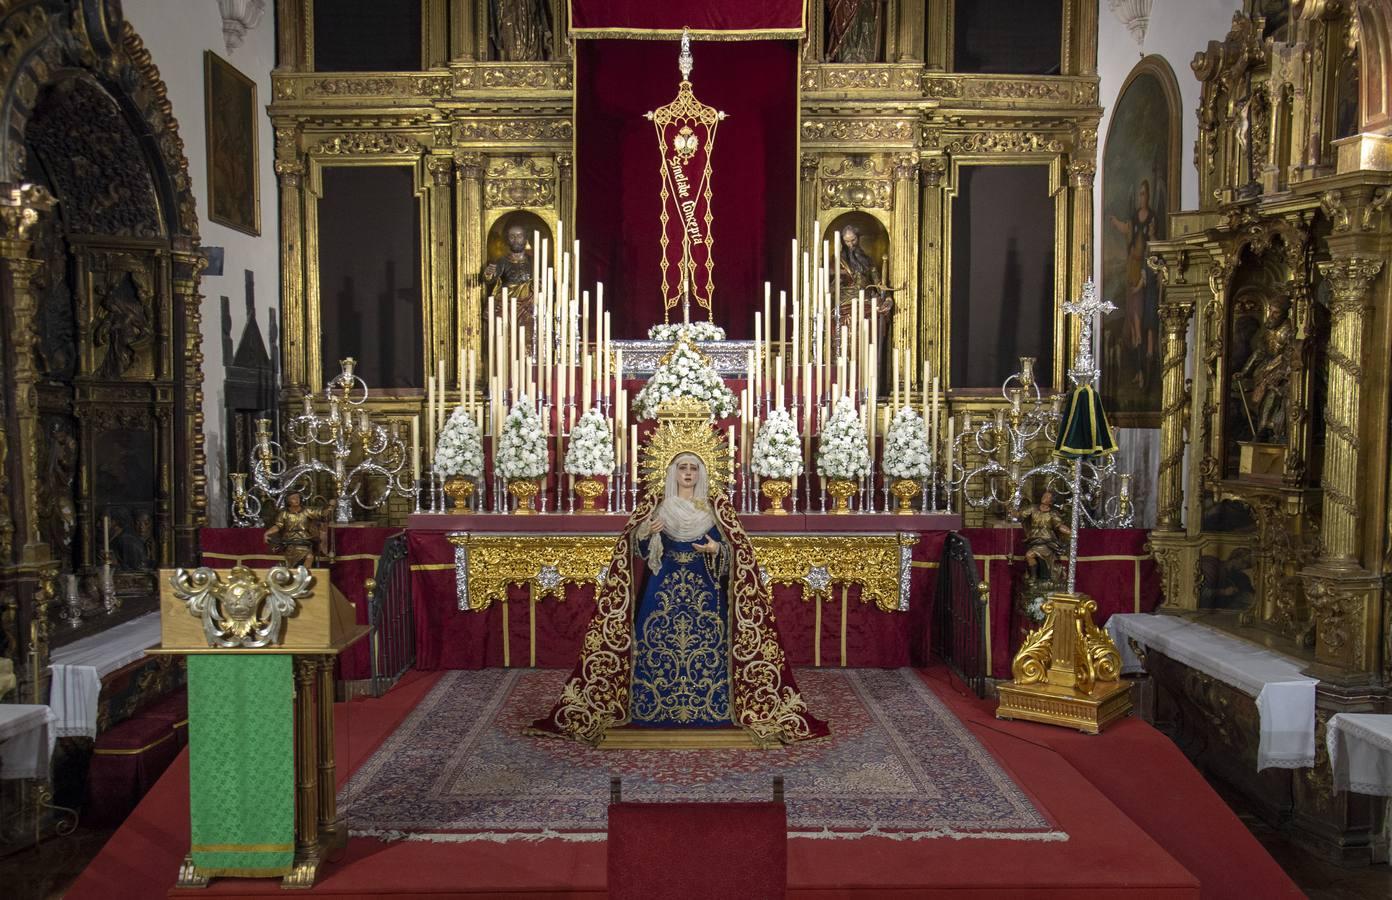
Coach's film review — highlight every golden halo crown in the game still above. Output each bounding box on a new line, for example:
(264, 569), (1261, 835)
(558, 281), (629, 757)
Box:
(641, 396), (730, 498)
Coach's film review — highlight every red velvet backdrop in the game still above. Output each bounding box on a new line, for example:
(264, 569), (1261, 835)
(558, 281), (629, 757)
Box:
(570, 0), (805, 32)
(576, 39), (798, 338)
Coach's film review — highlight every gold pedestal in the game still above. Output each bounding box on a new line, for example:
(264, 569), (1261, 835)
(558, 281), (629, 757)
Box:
(442, 476), (474, 509)
(761, 478), (792, 515)
(574, 476), (604, 513)
(995, 592), (1132, 734)
(600, 727), (761, 749)
(1237, 441), (1285, 480)
(508, 479), (540, 515)
(890, 478), (921, 515)
(827, 478), (856, 514)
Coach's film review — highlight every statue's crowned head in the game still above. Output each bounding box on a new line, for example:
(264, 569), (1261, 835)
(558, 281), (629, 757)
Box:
(640, 396), (730, 499)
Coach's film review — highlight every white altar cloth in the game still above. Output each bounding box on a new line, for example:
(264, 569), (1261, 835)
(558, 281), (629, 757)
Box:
(1106, 613), (1318, 770)
(1326, 714), (1392, 796)
(48, 613), (162, 738)
(0, 704), (56, 779)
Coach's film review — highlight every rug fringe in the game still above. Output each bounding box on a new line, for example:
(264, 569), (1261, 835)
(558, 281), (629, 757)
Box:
(350, 827), (1069, 844)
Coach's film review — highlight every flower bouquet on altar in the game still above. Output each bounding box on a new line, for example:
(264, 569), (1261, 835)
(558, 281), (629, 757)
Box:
(633, 337), (736, 421)
(435, 406), (484, 508)
(752, 408), (803, 514)
(817, 396), (870, 514)
(497, 395), (548, 514)
(648, 321), (726, 343)
(883, 407), (930, 514)
(564, 407), (615, 513)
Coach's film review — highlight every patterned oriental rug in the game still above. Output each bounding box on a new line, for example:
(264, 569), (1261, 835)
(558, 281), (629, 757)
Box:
(340, 668), (1066, 843)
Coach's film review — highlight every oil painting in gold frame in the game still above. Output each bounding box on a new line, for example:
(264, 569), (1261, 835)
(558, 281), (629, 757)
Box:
(204, 50), (260, 236)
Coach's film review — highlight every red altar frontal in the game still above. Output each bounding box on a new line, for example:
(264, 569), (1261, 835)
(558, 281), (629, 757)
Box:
(199, 522), (1160, 681)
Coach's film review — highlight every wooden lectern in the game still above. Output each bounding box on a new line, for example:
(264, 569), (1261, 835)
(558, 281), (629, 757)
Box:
(153, 565), (368, 889)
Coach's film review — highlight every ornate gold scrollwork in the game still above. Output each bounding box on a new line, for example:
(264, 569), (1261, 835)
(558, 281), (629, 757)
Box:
(310, 133), (424, 156)
(169, 565), (315, 648)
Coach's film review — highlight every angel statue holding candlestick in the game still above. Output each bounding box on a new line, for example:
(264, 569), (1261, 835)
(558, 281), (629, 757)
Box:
(529, 396), (828, 746)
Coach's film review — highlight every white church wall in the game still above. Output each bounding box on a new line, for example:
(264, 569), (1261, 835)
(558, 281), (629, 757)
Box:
(122, 0), (279, 527)
(1094, 0), (1244, 527)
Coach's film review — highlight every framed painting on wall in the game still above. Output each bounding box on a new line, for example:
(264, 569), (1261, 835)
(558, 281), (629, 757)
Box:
(204, 51), (260, 236)
(1100, 56), (1180, 427)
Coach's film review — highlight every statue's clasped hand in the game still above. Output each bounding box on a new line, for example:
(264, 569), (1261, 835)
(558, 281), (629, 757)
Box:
(694, 537), (720, 555)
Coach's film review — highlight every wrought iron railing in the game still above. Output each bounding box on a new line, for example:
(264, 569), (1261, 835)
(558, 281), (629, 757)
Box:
(366, 534), (413, 697)
(932, 532), (989, 698)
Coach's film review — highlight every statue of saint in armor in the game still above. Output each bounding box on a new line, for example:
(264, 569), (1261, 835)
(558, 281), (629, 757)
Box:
(483, 223), (536, 331)
(1018, 490), (1070, 584)
(264, 492), (324, 569)
(1233, 293), (1293, 443)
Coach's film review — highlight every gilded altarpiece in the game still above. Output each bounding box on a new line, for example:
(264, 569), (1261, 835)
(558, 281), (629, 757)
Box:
(269, 0), (1100, 532)
(1145, 1), (1392, 863)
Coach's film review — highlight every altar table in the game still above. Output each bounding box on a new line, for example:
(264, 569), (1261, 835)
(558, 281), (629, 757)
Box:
(49, 613), (161, 738)
(1107, 613), (1318, 770)
(0, 704), (56, 780)
(1326, 714), (1392, 796)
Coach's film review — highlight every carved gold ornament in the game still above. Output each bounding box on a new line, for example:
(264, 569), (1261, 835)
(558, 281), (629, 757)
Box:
(169, 565), (314, 648)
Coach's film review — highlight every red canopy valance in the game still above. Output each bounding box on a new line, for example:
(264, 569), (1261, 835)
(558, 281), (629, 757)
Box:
(569, 0), (806, 38)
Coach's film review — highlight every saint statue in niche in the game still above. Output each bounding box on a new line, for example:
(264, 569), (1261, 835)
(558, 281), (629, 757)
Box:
(483, 223), (536, 330)
(489, 0), (550, 61)
(93, 272), (153, 378)
(529, 402), (827, 745)
(834, 223), (894, 375)
(825, 0), (883, 63)
(1232, 292), (1293, 443)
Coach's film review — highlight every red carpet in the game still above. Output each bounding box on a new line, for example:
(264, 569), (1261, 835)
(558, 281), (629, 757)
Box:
(64, 667), (1299, 899)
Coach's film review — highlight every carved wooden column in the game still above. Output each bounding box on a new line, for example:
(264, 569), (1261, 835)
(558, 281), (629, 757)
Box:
(0, 183), (54, 564)
(798, 153), (819, 256)
(449, 0), (478, 61)
(454, 152), (485, 382)
(170, 241), (209, 559)
(890, 153), (919, 353)
(555, 151), (574, 254)
(1315, 256), (1381, 563)
(1155, 297), (1194, 530)
(918, 156), (946, 383)
(288, 655), (321, 884)
(274, 124), (307, 390)
(1069, 153), (1096, 291)
(427, 155), (456, 384)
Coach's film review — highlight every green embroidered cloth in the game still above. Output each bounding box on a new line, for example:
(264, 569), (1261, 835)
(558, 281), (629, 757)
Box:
(187, 654), (295, 877)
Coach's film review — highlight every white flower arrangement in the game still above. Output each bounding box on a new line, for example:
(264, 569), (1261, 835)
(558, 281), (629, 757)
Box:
(1026, 593), (1048, 624)
(633, 339), (737, 421)
(496, 395), (548, 480)
(816, 396), (870, 480)
(564, 407), (615, 477)
(434, 406), (484, 478)
(751, 409), (804, 480)
(882, 407), (932, 480)
(648, 321), (726, 342)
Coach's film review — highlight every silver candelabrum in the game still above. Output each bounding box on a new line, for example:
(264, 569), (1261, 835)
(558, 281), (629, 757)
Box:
(946, 281), (1134, 538)
(234, 357), (417, 524)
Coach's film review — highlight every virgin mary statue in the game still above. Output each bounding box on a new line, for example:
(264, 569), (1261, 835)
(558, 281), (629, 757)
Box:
(529, 397), (828, 746)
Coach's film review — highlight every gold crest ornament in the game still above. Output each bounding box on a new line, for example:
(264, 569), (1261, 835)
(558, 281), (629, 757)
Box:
(169, 565), (315, 648)
(641, 396), (731, 498)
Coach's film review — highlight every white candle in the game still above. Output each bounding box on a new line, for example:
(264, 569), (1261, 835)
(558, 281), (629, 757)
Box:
(411, 417), (420, 483)
(630, 425), (639, 480)
(104, 515), (111, 556)
(426, 375), (435, 451)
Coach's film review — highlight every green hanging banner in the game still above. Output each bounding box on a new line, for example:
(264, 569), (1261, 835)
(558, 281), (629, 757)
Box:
(187, 654), (295, 877)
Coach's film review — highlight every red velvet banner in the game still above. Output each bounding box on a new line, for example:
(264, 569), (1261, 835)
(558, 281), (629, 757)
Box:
(576, 39), (797, 338)
(569, 0), (805, 34)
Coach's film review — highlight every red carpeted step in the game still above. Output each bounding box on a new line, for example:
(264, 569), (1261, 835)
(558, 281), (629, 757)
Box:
(141, 688), (189, 748)
(608, 801), (787, 899)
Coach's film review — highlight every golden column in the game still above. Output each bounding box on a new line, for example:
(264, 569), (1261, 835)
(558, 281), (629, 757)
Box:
(555, 151), (574, 252)
(0, 183), (54, 563)
(171, 242), (210, 552)
(287, 655), (321, 885)
(798, 153), (819, 258)
(918, 157), (947, 381)
(1314, 256), (1382, 563)
(427, 155), (456, 384)
(890, 153), (919, 355)
(274, 123), (308, 389)
(454, 152), (485, 376)
(1154, 297), (1194, 530)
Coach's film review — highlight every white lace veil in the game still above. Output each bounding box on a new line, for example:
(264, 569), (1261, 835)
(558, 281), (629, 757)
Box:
(645, 453), (717, 571)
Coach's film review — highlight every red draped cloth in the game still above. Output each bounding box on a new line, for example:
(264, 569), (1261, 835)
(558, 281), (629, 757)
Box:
(528, 493), (828, 745)
(569, 0), (805, 34)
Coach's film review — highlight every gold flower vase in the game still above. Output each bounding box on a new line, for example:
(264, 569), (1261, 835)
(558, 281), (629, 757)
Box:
(574, 476), (605, 514)
(890, 478), (921, 515)
(443, 475), (475, 509)
(761, 478), (792, 515)
(826, 478), (857, 514)
(508, 478), (540, 515)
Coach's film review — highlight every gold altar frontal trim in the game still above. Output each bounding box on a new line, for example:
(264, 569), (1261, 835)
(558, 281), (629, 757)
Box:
(995, 679), (1133, 735)
(446, 532), (917, 614)
(598, 727), (762, 750)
